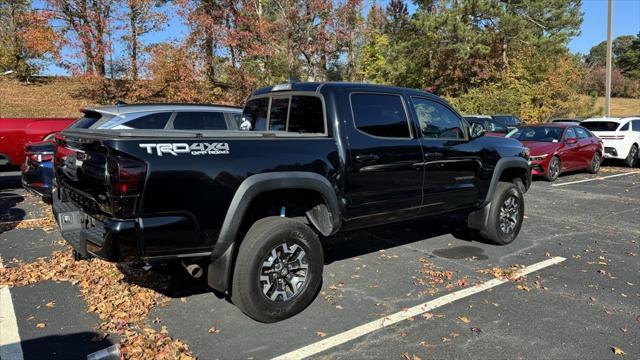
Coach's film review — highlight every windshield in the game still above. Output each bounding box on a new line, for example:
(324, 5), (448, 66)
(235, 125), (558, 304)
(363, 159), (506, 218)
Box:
(510, 126), (564, 142)
(581, 121), (620, 132)
(493, 115), (520, 126)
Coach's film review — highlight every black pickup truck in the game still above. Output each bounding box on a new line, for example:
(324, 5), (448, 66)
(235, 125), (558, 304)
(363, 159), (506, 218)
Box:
(53, 82), (531, 322)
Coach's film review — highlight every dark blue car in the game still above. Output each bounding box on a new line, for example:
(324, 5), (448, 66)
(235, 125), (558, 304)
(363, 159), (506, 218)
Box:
(21, 140), (56, 202)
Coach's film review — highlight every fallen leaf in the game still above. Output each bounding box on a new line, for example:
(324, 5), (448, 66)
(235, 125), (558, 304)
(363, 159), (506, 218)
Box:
(317, 331), (327, 337)
(458, 316), (471, 324)
(36, 323), (46, 329)
(207, 326), (220, 334)
(470, 327), (482, 334)
(612, 346), (625, 356)
(401, 352), (410, 360)
(413, 355), (422, 360)
(422, 312), (433, 320)
(335, 305), (343, 310)
(419, 341), (433, 348)
(45, 301), (55, 308)
(515, 284), (530, 292)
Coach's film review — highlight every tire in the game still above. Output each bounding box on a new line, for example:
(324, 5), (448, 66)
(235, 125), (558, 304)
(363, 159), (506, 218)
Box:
(588, 152), (602, 174)
(231, 217), (323, 323)
(480, 181), (524, 245)
(544, 156), (561, 182)
(624, 144), (638, 167)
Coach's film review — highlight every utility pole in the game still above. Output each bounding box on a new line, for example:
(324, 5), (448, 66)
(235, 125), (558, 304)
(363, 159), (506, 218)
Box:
(604, 0), (613, 117)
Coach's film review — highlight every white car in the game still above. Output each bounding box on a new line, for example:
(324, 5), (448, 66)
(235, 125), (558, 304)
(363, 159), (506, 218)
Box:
(581, 116), (640, 167)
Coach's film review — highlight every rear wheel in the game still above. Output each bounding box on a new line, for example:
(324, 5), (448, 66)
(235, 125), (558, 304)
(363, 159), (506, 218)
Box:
(480, 181), (524, 245)
(624, 145), (638, 167)
(588, 152), (602, 174)
(545, 156), (561, 182)
(231, 217), (323, 323)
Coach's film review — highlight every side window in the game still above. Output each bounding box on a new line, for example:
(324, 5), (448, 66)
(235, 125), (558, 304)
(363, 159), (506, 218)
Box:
(351, 93), (410, 138)
(631, 120), (640, 132)
(619, 122), (629, 131)
(575, 127), (589, 139)
(565, 127), (577, 140)
(124, 112), (172, 129)
(268, 98), (289, 131)
(242, 98), (269, 131)
(412, 98), (464, 139)
(488, 120), (507, 133)
(173, 112), (227, 130)
(288, 96), (325, 133)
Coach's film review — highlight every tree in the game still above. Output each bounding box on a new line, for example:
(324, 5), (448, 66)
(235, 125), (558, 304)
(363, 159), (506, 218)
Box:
(616, 33), (640, 79)
(584, 35), (635, 68)
(47, 0), (113, 76)
(0, 0), (58, 79)
(122, 0), (167, 80)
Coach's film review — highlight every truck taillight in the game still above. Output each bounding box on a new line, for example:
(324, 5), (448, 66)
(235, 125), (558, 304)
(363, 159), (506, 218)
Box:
(107, 155), (147, 196)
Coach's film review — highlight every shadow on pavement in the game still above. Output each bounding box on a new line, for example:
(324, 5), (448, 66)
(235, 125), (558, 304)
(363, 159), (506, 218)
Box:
(0, 192), (26, 232)
(116, 214), (490, 300)
(13, 331), (116, 360)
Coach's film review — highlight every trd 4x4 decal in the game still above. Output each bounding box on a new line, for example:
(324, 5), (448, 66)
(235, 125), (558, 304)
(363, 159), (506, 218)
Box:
(139, 143), (230, 156)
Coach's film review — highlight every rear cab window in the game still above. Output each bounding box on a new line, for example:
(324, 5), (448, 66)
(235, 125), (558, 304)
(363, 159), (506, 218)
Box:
(241, 94), (326, 134)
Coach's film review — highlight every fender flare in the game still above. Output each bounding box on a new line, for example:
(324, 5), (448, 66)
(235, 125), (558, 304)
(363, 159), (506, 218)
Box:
(468, 157), (531, 230)
(207, 172), (341, 291)
(481, 157), (530, 207)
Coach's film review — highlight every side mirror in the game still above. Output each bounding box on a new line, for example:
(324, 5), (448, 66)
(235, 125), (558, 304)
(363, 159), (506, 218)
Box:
(566, 137), (577, 144)
(469, 122), (486, 139)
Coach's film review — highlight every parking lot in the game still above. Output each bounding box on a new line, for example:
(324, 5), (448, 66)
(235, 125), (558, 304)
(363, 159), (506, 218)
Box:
(1, 165), (639, 360)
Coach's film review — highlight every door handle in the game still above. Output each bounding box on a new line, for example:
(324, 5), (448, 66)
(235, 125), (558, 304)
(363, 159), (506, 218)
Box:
(355, 154), (379, 164)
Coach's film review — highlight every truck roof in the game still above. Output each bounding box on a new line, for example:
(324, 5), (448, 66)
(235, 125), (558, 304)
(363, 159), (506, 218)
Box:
(251, 82), (440, 99)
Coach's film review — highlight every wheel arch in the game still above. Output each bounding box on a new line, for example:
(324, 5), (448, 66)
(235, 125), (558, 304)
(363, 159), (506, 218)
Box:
(485, 157), (531, 205)
(207, 172), (341, 292)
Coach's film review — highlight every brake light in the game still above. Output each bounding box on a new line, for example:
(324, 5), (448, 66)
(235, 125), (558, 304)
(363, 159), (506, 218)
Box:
(27, 153), (53, 163)
(107, 155), (147, 196)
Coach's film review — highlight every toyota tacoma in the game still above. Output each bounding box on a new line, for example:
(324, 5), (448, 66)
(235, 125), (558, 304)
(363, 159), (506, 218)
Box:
(52, 82), (531, 322)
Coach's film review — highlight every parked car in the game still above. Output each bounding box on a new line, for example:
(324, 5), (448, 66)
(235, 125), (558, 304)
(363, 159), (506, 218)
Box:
(52, 82), (531, 322)
(21, 104), (242, 201)
(73, 103), (243, 131)
(492, 114), (522, 130)
(464, 116), (510, 136)
(580, 116), (640, 167)
(508, 123), (603, 181)
(0, 117), (75, 167)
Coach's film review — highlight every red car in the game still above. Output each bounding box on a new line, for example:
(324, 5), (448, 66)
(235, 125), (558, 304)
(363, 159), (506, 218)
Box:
(509, 123), (604, 181)
(0, 118), (75, 167)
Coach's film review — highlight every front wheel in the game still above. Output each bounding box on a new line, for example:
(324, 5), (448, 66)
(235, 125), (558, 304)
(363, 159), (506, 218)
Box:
(480, 181), (525, 245)
(231, 217), (323, 323)
(544, 156), (561, 182)
(624, 145), (638, 167)
(588, 152), (602, 174)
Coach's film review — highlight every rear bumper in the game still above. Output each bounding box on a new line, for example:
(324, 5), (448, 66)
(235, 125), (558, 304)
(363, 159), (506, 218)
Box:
(601, 141), (630, 159)
(52, 188), (138, 261)
(21, 162), (54, 201)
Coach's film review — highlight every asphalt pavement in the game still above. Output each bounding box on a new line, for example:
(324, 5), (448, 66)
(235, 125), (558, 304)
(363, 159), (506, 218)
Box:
(0, 165), (638, 360)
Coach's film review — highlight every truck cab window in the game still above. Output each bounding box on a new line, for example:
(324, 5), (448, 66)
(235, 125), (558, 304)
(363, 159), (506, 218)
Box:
(350, 93), (410, 138)
(173, 112), (227, 130)
(242, 98), (269, 131)
(268, 98), (289, 131)
(412, 98), (464, 139)
(288, 96), (324, 133)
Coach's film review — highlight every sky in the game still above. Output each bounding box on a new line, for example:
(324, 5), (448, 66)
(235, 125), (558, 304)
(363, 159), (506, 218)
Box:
(568, 0), (640, 54)
(35, 0), (640, 76)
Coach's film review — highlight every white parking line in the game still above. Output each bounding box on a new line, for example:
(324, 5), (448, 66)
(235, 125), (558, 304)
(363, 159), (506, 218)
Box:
(272, 256), (566, 360)
(0, 258), (23, 360)
(551, 171), (640, 187)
